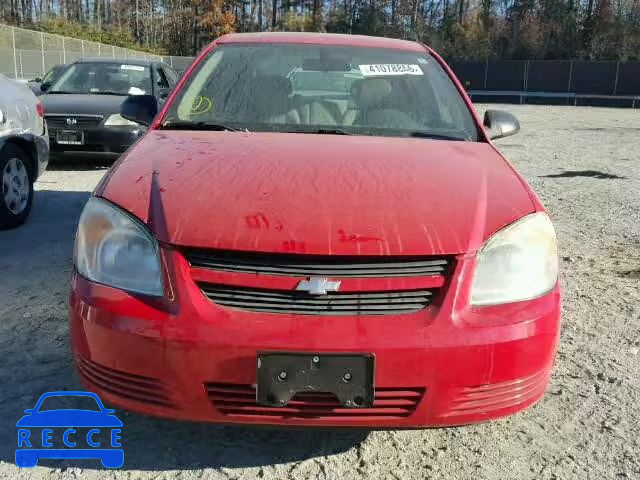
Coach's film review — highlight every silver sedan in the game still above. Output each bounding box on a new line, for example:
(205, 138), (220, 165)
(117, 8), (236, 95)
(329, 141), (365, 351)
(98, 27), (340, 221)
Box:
(0, 74), (49, 229)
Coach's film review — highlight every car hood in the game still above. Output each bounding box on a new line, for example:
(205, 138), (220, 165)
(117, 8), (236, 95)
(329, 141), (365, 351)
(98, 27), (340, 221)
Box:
(16, 411), (122, 427)
(99, 131), (535, 255)
(42, 93), (128, 115)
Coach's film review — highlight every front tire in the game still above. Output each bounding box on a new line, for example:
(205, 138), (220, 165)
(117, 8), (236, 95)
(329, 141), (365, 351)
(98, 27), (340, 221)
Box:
(0, 144), (34, 230)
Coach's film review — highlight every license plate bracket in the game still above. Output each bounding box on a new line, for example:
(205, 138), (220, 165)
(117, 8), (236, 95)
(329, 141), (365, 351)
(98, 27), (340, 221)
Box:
(56, 129), (84, 145)
(256, 352), (374, 408)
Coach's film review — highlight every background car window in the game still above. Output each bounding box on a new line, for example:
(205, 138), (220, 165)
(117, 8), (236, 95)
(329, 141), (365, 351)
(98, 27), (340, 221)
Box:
(165, 44), (478, 141)
(50, 63), (152, 95)
(156, 67), (170, 89)
(163, 67), (179, 86)
(41, 65), (63, 84)
(37, 395), (101, 412)
(288, 70), (361, 93)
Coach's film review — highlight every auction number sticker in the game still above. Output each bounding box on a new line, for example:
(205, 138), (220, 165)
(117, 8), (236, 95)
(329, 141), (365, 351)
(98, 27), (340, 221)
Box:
(359, 64), (424, 76)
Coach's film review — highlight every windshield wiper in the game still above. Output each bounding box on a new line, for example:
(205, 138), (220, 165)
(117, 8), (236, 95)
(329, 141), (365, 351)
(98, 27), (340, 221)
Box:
(407, 131), (466, 141)
(46, 90), (126, 95)
(90, 91), (128, 96)
(316, 128), (351, 135)
(286, 128), (351, 135)
(160, 120), (243, 131)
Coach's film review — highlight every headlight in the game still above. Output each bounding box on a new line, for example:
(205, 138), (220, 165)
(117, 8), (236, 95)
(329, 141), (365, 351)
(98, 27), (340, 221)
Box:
(104, 114), (139, 127)
(470, 212), (558, 306)
(74, 197), (163, 296)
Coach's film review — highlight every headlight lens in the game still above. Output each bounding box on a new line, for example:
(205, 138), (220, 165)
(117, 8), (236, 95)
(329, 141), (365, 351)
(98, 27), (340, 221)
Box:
(104, 114), (139, 127)
(74, 197), (163, 296)
(470, 212), (558, 306)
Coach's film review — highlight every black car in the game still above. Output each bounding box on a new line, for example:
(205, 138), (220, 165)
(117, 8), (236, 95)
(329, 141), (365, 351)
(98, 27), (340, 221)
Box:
(42, 58), (179, 160)
(27, 64), (68, 96)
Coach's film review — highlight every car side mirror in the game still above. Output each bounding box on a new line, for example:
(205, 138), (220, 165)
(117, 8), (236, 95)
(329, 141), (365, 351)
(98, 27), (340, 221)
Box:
(34, 77), (42, 83)
(483, 109), (520, 140)
(24, 409), (34, 414)
(121, 94), (158, 127)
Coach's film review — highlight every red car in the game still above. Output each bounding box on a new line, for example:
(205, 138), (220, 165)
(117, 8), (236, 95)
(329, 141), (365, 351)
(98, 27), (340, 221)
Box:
(70, 33), (561, 427)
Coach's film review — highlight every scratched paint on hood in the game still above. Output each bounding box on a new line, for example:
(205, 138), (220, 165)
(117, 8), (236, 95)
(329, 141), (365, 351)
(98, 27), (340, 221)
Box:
(100, 130), (536, 256)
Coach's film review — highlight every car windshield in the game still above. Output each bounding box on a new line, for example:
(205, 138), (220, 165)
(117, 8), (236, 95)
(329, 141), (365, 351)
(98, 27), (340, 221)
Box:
(161, 43), (479, 141)
(37, 395), (101, 412)
(42, 65), (64, 84)
(48, 62), (151, 95)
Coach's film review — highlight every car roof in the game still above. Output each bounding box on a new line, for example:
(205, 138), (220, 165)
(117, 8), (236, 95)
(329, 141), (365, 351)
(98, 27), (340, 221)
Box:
(217, 32), (426, 52)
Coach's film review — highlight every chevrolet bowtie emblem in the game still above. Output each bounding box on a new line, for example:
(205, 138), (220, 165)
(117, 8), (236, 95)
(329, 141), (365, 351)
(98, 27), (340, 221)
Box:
(296, 277), (341, 295)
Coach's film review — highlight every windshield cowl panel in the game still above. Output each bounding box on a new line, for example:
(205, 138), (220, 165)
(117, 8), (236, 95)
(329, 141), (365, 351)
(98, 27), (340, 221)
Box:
(162, 43), (480, 142)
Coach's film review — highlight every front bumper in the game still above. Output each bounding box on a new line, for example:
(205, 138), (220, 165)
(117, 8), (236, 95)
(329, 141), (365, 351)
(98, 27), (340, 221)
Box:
(49, 126), (144, 159)
(69, 250), (561, 428)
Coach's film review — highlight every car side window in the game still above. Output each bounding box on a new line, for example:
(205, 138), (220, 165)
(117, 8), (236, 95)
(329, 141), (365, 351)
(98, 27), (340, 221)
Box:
(163, 67), (179, 87)
(156, 67), (170, 89)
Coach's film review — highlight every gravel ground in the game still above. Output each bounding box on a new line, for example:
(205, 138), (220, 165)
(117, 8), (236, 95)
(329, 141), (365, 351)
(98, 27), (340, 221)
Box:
(0, 105), (638, 480)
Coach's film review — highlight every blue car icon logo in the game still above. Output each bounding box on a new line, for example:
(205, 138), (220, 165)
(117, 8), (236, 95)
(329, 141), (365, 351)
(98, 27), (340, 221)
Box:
(16, 391), (123, 468)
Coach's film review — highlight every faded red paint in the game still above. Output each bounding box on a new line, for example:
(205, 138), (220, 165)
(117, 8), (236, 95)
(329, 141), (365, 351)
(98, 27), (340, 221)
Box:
(99, 131), (536, 255)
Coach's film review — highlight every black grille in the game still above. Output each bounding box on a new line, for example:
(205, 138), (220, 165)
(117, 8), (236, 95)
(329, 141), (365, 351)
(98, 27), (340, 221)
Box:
(75, 354), (175, 408)
(198, 283), (433, 315)
(45, 115), (103, 129)
(205, 383), (425, 419)
(183, 249), (449, 278)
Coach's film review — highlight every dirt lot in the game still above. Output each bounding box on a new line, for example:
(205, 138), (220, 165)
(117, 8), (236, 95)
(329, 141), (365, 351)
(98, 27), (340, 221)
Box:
(0, 105), (638, 480)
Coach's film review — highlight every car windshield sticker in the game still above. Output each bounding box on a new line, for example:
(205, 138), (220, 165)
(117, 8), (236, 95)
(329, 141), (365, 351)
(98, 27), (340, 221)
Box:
(128, 86), (146, 95)
(359, 64), (424, 76)
(190, 96), (213, 115)
(120, 65), (145, 71)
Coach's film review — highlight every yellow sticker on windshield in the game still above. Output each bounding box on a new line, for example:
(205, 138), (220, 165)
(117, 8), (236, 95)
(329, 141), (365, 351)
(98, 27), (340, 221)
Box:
(189, 96), (213, 115)
(359, 64), (423, 76)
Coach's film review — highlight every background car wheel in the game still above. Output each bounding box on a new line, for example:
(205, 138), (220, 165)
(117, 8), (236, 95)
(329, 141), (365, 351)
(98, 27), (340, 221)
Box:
(0, 144), (34, 230)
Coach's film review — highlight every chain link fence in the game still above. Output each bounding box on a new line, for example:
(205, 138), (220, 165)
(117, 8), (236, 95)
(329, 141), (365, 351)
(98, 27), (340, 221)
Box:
(0, 23), (194, 80)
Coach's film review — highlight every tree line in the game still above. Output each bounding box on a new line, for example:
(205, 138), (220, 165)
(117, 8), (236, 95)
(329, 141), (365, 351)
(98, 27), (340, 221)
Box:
(1, 0), (639, 59)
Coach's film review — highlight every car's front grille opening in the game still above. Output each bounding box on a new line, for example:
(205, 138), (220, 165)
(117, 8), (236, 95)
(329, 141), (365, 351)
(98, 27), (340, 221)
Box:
(45, 115), (103, 129)
(183, 248), (450, 278)
(74, 354), (175, 408)
(441, 370), (550, 417)
(205, 382), (425, 419)
(197, 283), (435, 315)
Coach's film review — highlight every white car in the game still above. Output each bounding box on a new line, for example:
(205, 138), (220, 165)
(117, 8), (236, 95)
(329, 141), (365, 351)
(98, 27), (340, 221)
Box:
(0, 74), (49, 229)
